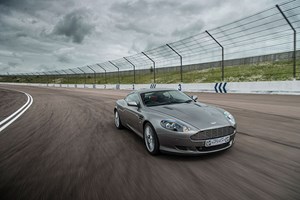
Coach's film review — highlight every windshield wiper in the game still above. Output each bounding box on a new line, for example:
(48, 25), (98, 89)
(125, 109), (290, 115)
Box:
(168, 100), (193, 104)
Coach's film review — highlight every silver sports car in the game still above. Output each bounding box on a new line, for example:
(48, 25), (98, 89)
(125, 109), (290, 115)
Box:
(114, 89), (236, 155)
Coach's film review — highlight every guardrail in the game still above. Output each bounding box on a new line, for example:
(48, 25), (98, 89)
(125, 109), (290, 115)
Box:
(2, 80), (300, 95)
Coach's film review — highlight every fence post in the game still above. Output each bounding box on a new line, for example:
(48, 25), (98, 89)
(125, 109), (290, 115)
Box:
(276, 4), (296, 79)
(96, 64), (107, 84)
(166, 43), (183, 82)
(48, 72), (53, 85)
(123, 57), (136, 84)
(87, 65), (96, 87)
(142, 52), (156, 83)
(62, 70), (69, 87)
(42, 72), (48, 86)
(31, 73), (35, 84)
(77, 67), (86, 87)
(55, 71), (62, 87)
(36, 72), (42, 84)
(69, 69), (78, 87)
(36, 72), (41, 84)
(206, 30), (224, 82)
(51, 72), (55, 85)
(25, 73), (30, 83)
(109, 61), (120, 84)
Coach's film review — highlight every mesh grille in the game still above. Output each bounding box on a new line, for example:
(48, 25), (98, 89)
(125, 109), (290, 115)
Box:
(196, 142), (231, 152)
(191, 126), (235, 140)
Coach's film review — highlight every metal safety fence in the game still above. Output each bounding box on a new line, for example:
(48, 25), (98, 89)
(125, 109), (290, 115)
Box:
(1, 0), (300, 84)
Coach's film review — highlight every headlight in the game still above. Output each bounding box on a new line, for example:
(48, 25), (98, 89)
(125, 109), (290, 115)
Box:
(224, 111), (235, 125)
(160, 120), (191, 133)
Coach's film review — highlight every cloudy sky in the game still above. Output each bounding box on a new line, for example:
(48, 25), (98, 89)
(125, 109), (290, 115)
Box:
(0, 0), (283, 74)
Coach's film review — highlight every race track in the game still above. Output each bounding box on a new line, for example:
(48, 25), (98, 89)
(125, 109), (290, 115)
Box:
(0, 85), (299, 200)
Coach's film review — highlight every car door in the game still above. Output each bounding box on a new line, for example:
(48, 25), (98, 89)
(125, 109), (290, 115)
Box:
(124, 93), (143, 136)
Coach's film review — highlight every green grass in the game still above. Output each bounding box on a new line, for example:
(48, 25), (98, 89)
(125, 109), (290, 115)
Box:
(1, 60), (299, 84)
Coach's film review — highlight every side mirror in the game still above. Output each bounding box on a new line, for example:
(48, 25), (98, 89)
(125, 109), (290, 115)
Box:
(127, 101), (139, 107)
(191, 95), (198, 101)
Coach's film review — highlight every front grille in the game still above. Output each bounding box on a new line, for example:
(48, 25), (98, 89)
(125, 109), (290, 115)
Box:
(196, 142), (230, 152)
(191, 126), (235, 140)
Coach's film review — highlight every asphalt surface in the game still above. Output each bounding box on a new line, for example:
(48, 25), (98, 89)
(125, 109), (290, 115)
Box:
(0, 87), (27, 122)
(0, 85), (299, 200)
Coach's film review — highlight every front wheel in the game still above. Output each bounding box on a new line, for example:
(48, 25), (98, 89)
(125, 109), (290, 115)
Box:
(144, 123), (160, 155)
(114, 110), (123, 129)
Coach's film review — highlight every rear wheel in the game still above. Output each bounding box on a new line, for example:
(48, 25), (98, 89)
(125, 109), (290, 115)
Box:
(144, 123), (160, 155)
(114, 110), (123, 129)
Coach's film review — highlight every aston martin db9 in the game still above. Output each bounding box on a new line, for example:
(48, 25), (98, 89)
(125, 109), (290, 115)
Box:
(114, 89), (236, 155)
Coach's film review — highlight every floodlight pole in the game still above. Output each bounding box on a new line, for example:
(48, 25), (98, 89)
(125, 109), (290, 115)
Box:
(142, 52), (156, 83)
(276, 4), (296, 79)
(206, 30), (224, 82)
(123, 57), (136, 84)
(166, 43), (183, 82)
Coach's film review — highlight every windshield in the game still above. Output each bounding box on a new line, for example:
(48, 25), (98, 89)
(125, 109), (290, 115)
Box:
(140, 90), (193, 107)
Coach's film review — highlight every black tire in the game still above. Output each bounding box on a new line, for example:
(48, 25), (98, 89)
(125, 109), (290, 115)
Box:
(114, 110), (123, 129)
(143, 122), (160, 155)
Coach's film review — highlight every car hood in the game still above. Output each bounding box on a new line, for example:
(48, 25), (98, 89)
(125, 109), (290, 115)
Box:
(148, 103), (231, 130)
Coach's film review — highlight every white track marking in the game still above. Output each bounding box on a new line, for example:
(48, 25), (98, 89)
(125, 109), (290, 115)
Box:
(0, 90), (33, 133)
(0, 93), (30, 126)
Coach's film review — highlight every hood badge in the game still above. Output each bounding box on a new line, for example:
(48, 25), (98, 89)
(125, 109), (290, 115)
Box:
(210, 122), (217, 125)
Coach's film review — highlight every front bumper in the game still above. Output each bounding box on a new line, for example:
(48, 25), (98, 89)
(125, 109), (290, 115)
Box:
(157, 127), (236, 155)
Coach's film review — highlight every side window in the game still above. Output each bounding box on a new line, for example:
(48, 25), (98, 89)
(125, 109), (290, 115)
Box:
(125, 93), (139, 103)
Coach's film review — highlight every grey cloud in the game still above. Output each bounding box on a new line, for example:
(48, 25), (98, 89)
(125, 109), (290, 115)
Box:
(31, 19), (38, 24)
(110, 0), (150, 18)
(53, 47), (75, 63)
(129, 34), (168, 53)
(0, 66), (12, 73)
(38, 64), (55, 72)
(52, 9), (95, 44)
(16, 32), (28, 38)
(110, 0), (210, 53)
(179, 1), (226, 15)
(0, 0), (67, 15)
(172, 19), (205, 39)
(56, 54), (71, 63)
(115, 22), (149, 35)
(110, 0), (215, 19)
(8, 61), (19, 67)
(115, 22), (163, 37)
(0, 4), (12, 15)
(0, 0), (44, 15)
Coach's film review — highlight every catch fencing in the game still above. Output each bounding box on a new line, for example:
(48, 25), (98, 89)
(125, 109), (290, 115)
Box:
(1, 0), (300, 84)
